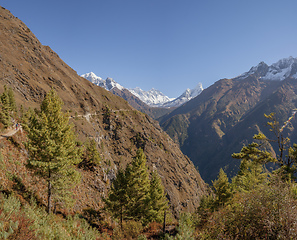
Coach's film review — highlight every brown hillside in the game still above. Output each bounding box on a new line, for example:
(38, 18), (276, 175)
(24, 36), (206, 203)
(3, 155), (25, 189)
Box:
(0, 6), (206, 216)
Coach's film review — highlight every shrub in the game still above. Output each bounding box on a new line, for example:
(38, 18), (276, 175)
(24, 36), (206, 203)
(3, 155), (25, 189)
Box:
(197, 180), (297, 239)
(123, 220), (144, 239)
(165, 213), (195, 240)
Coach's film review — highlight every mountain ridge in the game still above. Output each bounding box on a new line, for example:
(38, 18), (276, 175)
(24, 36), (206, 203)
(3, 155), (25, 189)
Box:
(81, 72), (203, 108)
(160, 56), (297, 183)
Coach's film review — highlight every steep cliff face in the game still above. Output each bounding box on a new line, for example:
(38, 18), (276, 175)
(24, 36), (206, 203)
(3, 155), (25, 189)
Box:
(0, 6), (206, 215)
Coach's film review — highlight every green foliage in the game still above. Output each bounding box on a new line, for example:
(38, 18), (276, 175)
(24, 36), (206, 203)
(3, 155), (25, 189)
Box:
(26, 89), (82, 213)
(254, 113), (297, 179)
(232, 142), (275, 165)
(165, 213), (195, 240)
(0, 193), (102, 239)
(147, 170), (168, 223)
(125, 149), (151, 223)
(103, 149), (168, 227)
(197, 180), (297, 239)
(20, 107), (34, 133)
(0, 195), (37, 240)
(0, 85), (16, 128)
(80, 139), (101, 170)
(232, 158), (268, 192)
(196, 113), (297, 239)
(103, 168), (129, 228)
(102, 105), (111, 127)
(7, 87), (16, 113)
(212, 169), (233, 207)
(122, 220), (144, 239)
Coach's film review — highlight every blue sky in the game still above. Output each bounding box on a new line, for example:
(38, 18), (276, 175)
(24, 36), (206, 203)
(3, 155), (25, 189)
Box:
(2, 1), (297, 97)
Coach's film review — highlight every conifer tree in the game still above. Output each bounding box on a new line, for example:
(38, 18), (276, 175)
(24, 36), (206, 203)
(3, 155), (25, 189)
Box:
(7, 87), (16, 113)
(126, 148), (150, 221)
(253, 113), (297, 179)
(125, 148), (151, 223)
(26, 89), (81, 213)
(80, 139), (101, 170)
(147, 169), (168, 223)
(103, 168), (129, 229)
(212, 169), (233, 207)
(232, 159), (268, 192)
(232, 144), (269, 192)
(103, 149), (168, 226)
(0, 85), (12, 128)
(103, 149), (156, 226)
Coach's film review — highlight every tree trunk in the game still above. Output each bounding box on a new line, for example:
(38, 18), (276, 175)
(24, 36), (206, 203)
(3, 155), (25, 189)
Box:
(120, 205), (123, 230)
(163, 210), (166, 233)
(47, 170), (52, 214)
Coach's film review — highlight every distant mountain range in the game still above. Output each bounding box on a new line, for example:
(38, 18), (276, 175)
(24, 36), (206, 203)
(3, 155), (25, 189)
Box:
(159, 56), (297, 183)
(81, 72), (203, 108)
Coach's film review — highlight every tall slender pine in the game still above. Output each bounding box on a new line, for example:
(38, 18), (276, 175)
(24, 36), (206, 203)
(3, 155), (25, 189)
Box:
(147, 169), (168, 223)
(26, 89), (81, 213)
(125, 148), (151, 223)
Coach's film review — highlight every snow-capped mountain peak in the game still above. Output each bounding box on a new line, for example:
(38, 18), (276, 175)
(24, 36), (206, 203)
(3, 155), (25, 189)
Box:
(81, 72), (124, 91)
(128, 87), (174, 107)
(264, 56), (297, 80)
(162, 82), (203, 108)
(81, 72), (203, 108)
(237, 57), (297, 81)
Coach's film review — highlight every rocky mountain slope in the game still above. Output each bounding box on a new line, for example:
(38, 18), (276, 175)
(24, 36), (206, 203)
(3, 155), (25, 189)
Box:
(0, 6), (206, 215)
(160, 57), (297, 183)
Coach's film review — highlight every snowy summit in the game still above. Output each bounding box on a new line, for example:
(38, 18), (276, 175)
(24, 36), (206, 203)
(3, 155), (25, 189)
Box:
(237, 56), (297, 81)
(128, 87), (174, 107)
(81, 72), (124, 91)
(81, 72), (203, 108)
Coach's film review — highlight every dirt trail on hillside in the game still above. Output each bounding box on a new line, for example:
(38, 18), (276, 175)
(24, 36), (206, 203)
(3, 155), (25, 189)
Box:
(0, 125), (22, 140)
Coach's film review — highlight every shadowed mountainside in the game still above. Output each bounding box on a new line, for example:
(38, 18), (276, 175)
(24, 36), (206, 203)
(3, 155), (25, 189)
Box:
(160, 72), (297, 183)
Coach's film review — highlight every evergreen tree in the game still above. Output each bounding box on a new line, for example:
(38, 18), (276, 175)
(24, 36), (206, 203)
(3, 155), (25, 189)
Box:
(103, 168), (129, 229)
(26, 89), (81, 213)
(253, 113), (297, 179)
(104, 149), (166, 226)
(7, 87), (16, 113)
(147, 169), (168, 223)
(0, 85), (12, 128)
(212, 169), (233, 207)
(232, 159), (268, 192)
(125, 148), (151, 223)
(80, 139), (101, 170)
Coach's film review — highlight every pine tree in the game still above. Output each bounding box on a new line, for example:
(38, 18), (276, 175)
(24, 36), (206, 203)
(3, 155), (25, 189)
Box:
(125, 148), (151, 223)
(0, 85), (12, 128)
(103, 168), (129, 229)
(26, 89), (81, 213)
(80, 139), (101, 170)
(147, 169), (168, 223)
(253, 113), (297, 179)
(232, 143), (269, 192)
(212, 169), (233, 207)
(103, 149), (167, 226)
(7, 87), (16, 113)
(232, 159), (268, 192)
